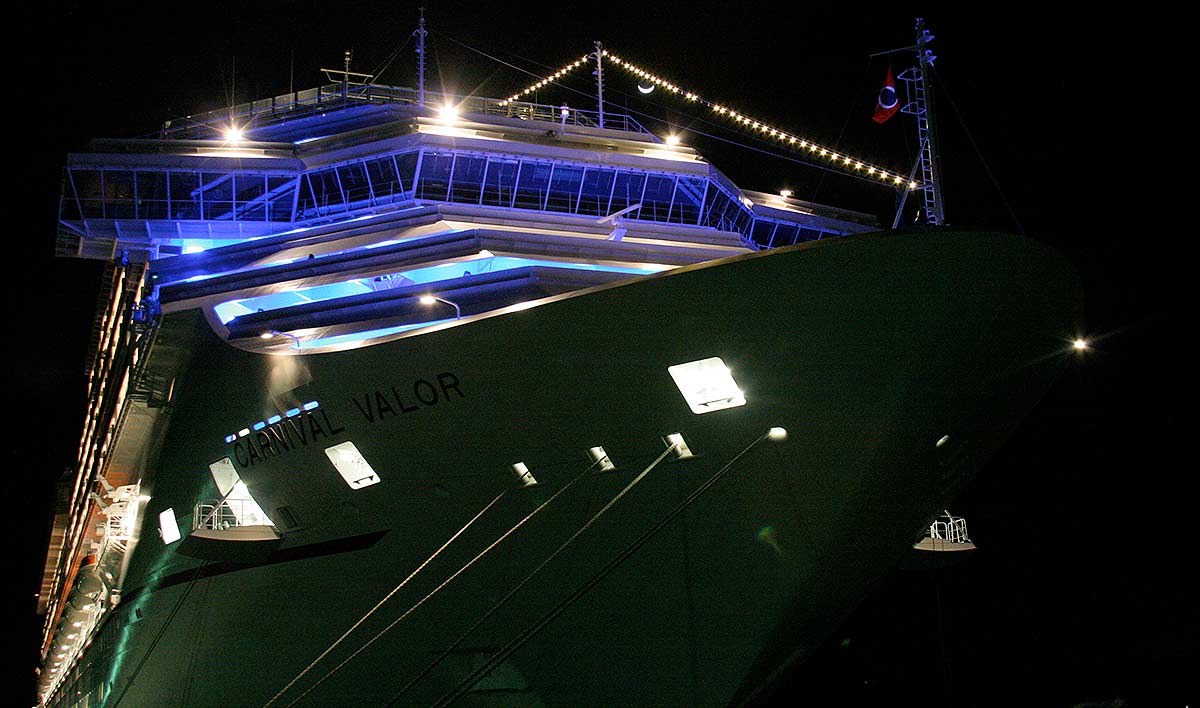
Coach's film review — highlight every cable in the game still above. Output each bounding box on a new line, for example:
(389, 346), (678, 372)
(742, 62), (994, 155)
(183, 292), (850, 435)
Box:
(434, 431), (777, 706)
(368, 34), (414, 85)
(431, 30), (903, 189)
(283, 457), (604, 707)
(387, 443), (680, 704)
(263, 489), (506, 707)
(931, 66), (1025, 234)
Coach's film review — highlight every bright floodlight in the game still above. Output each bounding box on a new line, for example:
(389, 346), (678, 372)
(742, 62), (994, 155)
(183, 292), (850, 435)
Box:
(779, 189), (793, 198)
(766, 427), (788, 442)
(438, 104), (459, 122)
(665, 133), (681, 146)
(224, 125), (244, 143)
(1073, 338), (1089, 351)
(419, 295), (437, 305)
(259, 331), (274, 340)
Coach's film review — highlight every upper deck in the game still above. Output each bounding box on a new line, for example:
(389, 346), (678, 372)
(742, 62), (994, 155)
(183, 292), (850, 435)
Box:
(56, 83), (876, 264)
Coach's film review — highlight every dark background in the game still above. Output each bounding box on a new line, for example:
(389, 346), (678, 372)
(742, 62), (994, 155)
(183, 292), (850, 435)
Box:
(9, 2), (1188, 706)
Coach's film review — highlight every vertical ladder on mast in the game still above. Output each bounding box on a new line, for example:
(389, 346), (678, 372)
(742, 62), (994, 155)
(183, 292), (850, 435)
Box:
(898, 18), (945, 226)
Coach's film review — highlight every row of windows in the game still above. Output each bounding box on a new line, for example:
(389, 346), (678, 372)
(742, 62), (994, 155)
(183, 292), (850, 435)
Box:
(60, 150), (833, 247)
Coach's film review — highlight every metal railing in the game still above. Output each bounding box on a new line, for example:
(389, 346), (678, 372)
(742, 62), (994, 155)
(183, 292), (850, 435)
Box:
(193, 498), (272, 530)
(158, 84), (651, 141)
(927, 513), (970, 544)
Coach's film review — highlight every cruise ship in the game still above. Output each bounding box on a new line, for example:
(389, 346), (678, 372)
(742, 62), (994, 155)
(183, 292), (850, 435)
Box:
(35, 27), (1080, 707)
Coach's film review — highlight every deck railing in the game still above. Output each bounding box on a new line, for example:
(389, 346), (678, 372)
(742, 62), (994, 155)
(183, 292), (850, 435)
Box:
(158, 84), (651, 140)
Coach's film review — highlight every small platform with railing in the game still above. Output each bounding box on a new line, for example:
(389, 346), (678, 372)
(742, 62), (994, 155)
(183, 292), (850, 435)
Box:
(912, 510), (976, 552)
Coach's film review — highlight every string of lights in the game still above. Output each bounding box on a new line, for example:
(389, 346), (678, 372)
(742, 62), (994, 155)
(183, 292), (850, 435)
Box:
(487, 42), (914, 190)
(602, 50), (916, 189)
(499, 53), (593, 104)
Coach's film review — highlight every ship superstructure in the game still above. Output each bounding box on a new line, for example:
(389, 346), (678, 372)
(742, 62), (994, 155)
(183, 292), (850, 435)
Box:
(37, 29), (1079, 707)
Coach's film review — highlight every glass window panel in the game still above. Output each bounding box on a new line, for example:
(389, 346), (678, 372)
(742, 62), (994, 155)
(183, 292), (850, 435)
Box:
(545, 164), (584, 212)
(752, 219), (777, 246)
(296, 174), (318, 217)
(640, 174), (676, 222)
(514, 160), (552, 210)
(450, 154), (486, 203)
(609, 171), (645, 216)
(267, 176), (296, 221)
(106, 171), (136, 219)
(337, 163), (371, 204)
(72, 169), (105, 219)
(773, 223), (799, 246)
(395, 152), (418, 194)
(670, 176), (705, 224)
(309, 168), (343, 212)
(481, 157), (519, 206)
(201, 172), (234, 220)
(416, 151), (454, 200)
(168, 172), (202, 220)
(136, 172), (168, 220)
(729, 201), (753, 236)
(234, 174), (267, 221)
(798, 227), (823, 242)
(577, 168), (616, 216)
(365, 157), (400, 200)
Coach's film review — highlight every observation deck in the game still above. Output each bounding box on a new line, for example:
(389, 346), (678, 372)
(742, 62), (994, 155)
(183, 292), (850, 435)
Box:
(56, 83), (877, 264)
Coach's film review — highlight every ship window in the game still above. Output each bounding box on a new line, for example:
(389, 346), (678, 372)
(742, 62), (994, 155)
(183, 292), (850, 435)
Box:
(514, 161), (553, 210)
(136, 172), (169, 220)
(670, 176), (706, 224)
(365, 156), (401, 201)
(416, 151), (454, 200)
(324, 441), (382, 490)
(482, 157), (520, 206)
(577, 167), (616, 216)
(609, 171), (645, 216)
(546, 164), (584, 212)
(267, 176), (296, 221)
(668, 357), (747, 414)
(395, 152), (419, 194)
(640, 174), (677, 222)
(169, 172), (202, 219)
(450, 154), (487, 203)
(338, 163), (372, 205)
(159, 508), (181, 544)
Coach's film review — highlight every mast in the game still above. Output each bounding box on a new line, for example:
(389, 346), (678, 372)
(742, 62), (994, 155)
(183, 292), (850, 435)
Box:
(899, 18), (945, 225)
(593, 41), (605, 129)
(415, 7), (428, 107)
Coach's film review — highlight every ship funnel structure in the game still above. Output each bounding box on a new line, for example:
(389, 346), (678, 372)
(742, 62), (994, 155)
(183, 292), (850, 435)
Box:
(913, 510), (976, 552)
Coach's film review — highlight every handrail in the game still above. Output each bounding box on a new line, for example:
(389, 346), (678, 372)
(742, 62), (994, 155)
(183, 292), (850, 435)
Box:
(157, 84), (652, 141)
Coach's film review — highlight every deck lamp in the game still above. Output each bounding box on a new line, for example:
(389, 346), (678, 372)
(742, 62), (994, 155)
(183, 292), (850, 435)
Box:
(420, 294), (461, 319)
(260, 330), (301, 349)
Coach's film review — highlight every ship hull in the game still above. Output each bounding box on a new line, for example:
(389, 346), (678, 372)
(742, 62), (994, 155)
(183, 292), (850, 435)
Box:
(56, 230), (1078, 706)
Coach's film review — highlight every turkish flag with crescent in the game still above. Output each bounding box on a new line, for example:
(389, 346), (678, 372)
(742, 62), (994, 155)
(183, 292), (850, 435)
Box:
(873, 67), (900, 124)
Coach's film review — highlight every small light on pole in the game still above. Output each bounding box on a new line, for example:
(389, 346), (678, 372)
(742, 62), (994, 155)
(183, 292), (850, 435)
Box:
(420, 294), (461, 319)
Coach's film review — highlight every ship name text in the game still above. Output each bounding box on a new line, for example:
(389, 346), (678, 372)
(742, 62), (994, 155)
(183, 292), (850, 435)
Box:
(351, 371), (465, 423)
(232, 409), (346, 468)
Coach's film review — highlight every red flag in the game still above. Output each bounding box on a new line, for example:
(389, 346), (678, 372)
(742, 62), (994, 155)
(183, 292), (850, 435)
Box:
(872, 67), (900, 124)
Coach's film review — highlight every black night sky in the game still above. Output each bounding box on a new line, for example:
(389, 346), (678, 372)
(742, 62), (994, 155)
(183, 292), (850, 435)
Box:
(9, 3), (1189, 706)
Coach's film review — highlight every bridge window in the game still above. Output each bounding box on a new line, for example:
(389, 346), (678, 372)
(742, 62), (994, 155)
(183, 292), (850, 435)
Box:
(514, 161), (552, 210)
(482, 157), (520, 207)
(416, 151), (455, 200)
(577, 167), (616, 216)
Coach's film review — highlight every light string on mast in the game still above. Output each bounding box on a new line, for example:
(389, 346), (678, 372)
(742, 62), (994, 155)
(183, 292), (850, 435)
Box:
(499, 53), (593, 105)
(602, 49), (916, 189)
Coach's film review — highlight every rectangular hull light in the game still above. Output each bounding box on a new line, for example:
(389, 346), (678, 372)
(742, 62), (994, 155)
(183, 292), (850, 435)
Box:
(324, 442), (382, 490)
(668, 357), (747, 414)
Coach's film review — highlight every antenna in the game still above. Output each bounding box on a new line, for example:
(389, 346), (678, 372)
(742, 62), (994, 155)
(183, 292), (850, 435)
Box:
(593, 41), (605, 129)
(415, 7), (428, 107)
